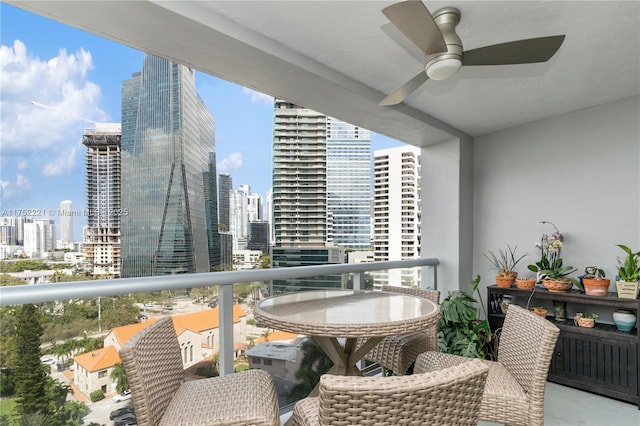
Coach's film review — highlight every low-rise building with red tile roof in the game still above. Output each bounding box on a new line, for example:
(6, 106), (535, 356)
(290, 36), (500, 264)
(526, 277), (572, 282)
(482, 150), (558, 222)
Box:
(73, 305), (248, 401)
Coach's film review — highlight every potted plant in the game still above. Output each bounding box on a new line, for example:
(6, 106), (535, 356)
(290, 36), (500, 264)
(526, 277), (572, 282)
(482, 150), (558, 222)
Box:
(527, 221), (581, 292)
(484, 244), (528, 288)
(530, 306), (547, 318)
(574, 312), (598, 328)
(582, 266), (611, 296)
(616, 244), (640, 299)
(515, 274), (536, 290)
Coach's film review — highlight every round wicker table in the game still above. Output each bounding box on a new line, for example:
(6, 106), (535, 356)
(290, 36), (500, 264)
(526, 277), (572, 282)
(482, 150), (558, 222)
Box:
(254, 290), (439, 380)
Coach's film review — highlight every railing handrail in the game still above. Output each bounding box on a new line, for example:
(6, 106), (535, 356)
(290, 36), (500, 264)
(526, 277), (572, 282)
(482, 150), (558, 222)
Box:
(0, 258), (439, 306)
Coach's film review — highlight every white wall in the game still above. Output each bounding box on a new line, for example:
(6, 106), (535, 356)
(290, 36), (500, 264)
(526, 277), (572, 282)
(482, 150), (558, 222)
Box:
(473, 96), (640, 293)
(421, 135), (474, 296)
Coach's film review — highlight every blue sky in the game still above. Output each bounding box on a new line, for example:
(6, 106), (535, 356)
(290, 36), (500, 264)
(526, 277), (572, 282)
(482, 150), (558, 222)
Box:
(0, 3), (403, 240)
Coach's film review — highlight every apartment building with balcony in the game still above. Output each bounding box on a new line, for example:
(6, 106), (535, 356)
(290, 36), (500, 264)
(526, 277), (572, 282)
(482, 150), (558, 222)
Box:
(373, 146), (421, 289)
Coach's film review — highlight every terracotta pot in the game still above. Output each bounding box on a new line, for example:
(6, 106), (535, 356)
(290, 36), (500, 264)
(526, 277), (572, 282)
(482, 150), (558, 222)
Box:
(543, 279), (573, 292)
(574, 314), (596, 328)
(582, 278), (611, 296)
(516, 278), (536, 290)
(496, 275), (514, 288)
(531, 307), (547, 318)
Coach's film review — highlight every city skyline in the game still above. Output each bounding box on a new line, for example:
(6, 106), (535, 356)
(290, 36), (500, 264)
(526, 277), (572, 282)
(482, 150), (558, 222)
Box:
(0, 4), (404, 241)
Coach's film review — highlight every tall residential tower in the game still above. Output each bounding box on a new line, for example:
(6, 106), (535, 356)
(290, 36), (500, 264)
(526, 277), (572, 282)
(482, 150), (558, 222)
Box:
(82, 123), (122, 276)
(120, 54), (219, 277)
(271, 100), (371, 292)
(59, 200), (74, 244)
(373, 145), (421, 288)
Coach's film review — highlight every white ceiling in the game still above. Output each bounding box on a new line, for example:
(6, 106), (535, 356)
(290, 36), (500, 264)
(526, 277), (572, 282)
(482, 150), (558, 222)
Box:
(8, 1), (639, 147)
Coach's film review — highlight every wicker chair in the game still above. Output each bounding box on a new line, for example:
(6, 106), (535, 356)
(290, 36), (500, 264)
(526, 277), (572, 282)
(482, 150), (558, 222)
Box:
(415, 304), (560, 426)
(357, 285), (440, 375)
(119, 317), (279, 426)
(290, 357), (489, 426)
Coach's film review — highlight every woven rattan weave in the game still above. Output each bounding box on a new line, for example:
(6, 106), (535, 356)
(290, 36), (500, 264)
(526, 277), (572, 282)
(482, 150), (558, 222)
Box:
(291, 358), (489, 426)
(356, 286), (440, 375)
(415, 304), (560, 426)
(119, 317), (279, 426)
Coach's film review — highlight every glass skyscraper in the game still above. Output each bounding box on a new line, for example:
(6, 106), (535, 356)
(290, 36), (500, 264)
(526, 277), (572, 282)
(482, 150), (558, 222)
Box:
(120, 54), (218, 277)
(326, 117), (371, 249)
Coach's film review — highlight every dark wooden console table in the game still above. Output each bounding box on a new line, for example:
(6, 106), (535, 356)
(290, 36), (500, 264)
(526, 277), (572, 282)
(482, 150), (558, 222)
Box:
(487, 285), (639, 409)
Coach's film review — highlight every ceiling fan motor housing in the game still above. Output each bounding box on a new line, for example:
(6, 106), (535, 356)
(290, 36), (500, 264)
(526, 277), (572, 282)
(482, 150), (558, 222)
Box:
(425, 7), (463, 80)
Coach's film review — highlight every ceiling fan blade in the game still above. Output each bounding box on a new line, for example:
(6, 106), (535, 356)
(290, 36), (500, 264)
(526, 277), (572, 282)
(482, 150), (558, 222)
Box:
(382, 1), (447, 55)
(462, 35), (566, 66)
(379, 72), (429, 106)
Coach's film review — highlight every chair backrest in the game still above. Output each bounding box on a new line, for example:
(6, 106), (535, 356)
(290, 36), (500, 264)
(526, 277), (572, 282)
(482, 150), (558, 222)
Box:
(381, 285), (440, 304)
(317, 358), (488, 425)
(498, 304), (560, 412)
(119, 317), (185, 426)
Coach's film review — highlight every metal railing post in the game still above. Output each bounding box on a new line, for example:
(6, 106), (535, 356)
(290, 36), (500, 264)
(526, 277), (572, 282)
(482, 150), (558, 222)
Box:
(353, 272), (362, 290)
(218, 284), (234, 376)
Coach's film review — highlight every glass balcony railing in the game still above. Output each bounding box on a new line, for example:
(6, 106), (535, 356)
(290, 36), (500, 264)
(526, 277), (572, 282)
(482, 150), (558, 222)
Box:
(0, 258), (438, 377)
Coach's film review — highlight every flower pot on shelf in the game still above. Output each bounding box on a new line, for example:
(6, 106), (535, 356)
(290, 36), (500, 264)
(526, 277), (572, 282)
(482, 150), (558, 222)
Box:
(574, 313), (597, 328)
(543, 279), (573, 292)
(495, 275), (514, 288)
(583, 278), (611, 296)
(613, 310), (637, 332)
(515, 278), (536, 290)
(616, 280), (639, 299)
(575, 316), (595, 328)
(531, 307), (547, 318)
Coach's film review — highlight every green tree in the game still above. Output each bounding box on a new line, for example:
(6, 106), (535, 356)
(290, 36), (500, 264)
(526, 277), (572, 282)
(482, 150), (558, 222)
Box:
(0, 274), (24, 286)
(0, 260), (49, 273)
(56, 401), (88, 426)
(110, 363), (129, 393)
(13, 305), (50, 418)
(258, 254), (270, 269)
(0, 306), (18, 370)
(286, 338), (332, 403)
(18, 412), (50, 426)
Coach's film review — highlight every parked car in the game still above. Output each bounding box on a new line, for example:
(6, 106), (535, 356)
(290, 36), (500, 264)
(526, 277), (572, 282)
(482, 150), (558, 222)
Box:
(114, 415), (137, 426)
(41, 358), (56, 365)
(110, 406), (135, 420)
(112, 389), (132, 403)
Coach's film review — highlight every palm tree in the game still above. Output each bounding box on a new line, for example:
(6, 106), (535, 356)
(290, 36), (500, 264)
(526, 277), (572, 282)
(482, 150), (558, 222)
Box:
(110, 363), (128, 393)
(286, 338), (332, 403)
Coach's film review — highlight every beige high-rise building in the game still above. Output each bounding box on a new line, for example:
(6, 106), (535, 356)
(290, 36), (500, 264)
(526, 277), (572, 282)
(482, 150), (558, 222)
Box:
(373, 145), (421, 289)
(82, 124), (122, 277)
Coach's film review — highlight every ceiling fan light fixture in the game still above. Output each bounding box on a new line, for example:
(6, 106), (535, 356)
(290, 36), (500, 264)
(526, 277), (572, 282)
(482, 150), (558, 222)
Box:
(426, 57), (462, 80)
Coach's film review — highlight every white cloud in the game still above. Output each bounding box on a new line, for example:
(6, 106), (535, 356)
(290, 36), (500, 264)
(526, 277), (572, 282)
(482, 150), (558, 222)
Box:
(0, 39), (108, 166)
(242, 87), (273, 105)
(42, 145), (79, 177)
(0, 173), (32, 202)
(16, 161), (27, 171)
(217, 153), (244, 172)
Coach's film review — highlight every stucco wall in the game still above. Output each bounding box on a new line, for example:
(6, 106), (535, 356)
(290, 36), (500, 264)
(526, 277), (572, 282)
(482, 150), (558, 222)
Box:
(473, 95), (639, 315)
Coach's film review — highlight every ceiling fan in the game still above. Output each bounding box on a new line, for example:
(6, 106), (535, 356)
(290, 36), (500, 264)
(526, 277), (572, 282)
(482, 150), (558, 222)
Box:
(379, 1), (565, 106)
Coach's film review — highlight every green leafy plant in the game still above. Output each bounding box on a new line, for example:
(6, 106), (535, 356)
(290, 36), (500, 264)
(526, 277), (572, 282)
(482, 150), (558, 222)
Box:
(437, 276), (496, 360)
(583, 266), (606, 279)
(616, 244), (640, 282)
(576, 312), (599, 320)
(483, 245), (528, 276)
(527, 221), (582, 290)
